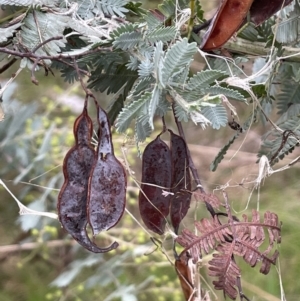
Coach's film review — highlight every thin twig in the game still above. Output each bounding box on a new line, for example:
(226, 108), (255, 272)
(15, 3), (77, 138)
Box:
(31, 57), (41, 85)
(0, 67), (23, 98)
(73, 58), (92, 97)
(0, 57), (18, 74)
(31, 36), (64, 54)
(193, 19), (212, 34)
(161, 116), (167, 132)
(60, 59), (91, 76)
(0, 45), (112, 61)
(0, 239), (74, 254)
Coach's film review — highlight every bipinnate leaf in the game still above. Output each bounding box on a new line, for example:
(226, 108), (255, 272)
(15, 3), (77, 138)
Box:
(210, 134), (239, 171)
(158, 0), (188, 18)
(177, 209), (281, 300)
(113, 31), (143, 51)
(204, 86), (246, 102)
(18, 11), (67, 61)
(208, 243), (241, 300)
(0, 0), (57, 6)
(148, 85), (161, 129)
(258, 118), (300, 165)
(201, 105), (227, 130)
(0, 22), (22, 43)
(193, 191), (220, 209)
(161, 38), (197, 87)
(116, 92), (151, 133)
(147, 27), (177, 44)
(186, 70), (227, 92)
(97, 0), (129, 18)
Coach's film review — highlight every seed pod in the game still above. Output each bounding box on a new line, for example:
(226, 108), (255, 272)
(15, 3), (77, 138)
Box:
(87, 105), (126, 237)
(175, 253), (194, 301)
(58, 103), (116, 253)
(201, 0), (254, 50)
(139, 135), (172, 235)
(249, 0), (293, 26)
(169, 130), (192, 234)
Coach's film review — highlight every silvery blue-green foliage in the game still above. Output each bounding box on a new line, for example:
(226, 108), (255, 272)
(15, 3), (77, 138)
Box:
(158, 0), (189, 18)
(96, 0), (129, 18)
(258, 117), (300, 164)
(50, 248), (154, 301)
(0, 22), (22, 43)
(161, 38), (197, 87)
(16, 11), (68, 56)
(112, 24), (176, 50)
(276, 0), (298, 44)
(201, 105), (227, 130)
(147, 27), (177, 43)
(0, 0), (250, 142)
(203, 86), (246, 102)
(135, 115), (152, 142)
(0, 0), (57, 6)
(2, 0), (299, 170)
(116, 92), (151, 133)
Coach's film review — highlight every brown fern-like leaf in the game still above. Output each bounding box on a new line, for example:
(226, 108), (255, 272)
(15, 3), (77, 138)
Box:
(208, 243), (241, 300)
(233, 210), (280, 270)
(264, 211), (281, 244)
(233, 233), (264, 267)
(176, 215), (232, 262)
(177, 209), (281, 300)
(260, 250), (279, 275)
(193, 191), (221, 209)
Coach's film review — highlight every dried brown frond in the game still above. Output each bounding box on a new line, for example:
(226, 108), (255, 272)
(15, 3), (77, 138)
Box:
(209, 243), (241, 300)
(176, 208), (281, 300)
(193, 191), (221, 209)
(177, 215), (232, 262)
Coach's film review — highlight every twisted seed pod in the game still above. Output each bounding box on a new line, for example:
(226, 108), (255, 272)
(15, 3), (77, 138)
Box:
(139, 134), (172, 235)
(87, 105), (126, 237)
(169, 130), (192, 234)
(201, 0), (254, 50)
(58, 102), (116, 253)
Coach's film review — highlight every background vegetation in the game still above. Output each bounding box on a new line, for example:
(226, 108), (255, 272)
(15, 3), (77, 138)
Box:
(1, 0), (300, 301)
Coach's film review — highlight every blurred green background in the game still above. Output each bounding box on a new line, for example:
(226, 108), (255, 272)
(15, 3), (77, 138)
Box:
(1, 1), (300, 301)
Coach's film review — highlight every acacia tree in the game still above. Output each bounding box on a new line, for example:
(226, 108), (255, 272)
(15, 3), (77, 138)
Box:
(0, 0), (299, 300)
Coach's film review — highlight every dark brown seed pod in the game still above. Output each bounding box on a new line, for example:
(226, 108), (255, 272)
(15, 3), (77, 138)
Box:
(87, 105), (126, 237)
(200, 0), (254, 51)
(139, 134), (172, 235)
(249, 0), (293, 26)
(169, 130), (192, 234)
(57, 102), (116, 253)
